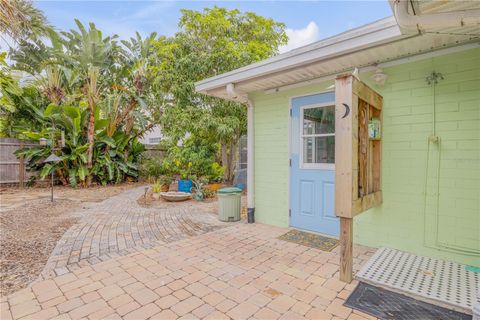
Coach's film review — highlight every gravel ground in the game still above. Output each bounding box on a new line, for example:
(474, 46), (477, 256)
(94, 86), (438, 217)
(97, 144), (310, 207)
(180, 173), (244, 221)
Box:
(0, 183), (142, 297)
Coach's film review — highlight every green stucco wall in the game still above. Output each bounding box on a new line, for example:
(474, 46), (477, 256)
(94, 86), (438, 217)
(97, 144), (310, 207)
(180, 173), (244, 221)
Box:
(249, 47), (479, 265)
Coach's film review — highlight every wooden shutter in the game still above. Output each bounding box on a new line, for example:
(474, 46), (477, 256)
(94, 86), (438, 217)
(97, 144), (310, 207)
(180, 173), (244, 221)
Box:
(335, 74), (383, 218)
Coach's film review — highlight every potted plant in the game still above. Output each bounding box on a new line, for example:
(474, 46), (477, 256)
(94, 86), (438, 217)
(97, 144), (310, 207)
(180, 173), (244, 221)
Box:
(177, 161), (193, 193)
(162, 137), (218, 193)
(158, 175), (172, 192)
(191, 177), (206, 201)
(151, 180), (162, 200)
(206, 162), (224, 192)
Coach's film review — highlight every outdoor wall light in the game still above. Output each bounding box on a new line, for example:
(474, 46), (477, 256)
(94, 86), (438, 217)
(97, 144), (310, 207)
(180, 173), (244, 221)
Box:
(371, 67), (388, 86)
(43, 153), (62, 202)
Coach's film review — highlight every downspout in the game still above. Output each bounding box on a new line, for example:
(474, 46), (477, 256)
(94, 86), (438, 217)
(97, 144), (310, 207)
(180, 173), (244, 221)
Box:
(246, 100), (255, 223)
(393, 0), (480, 32)
(226, 83), (255, 223)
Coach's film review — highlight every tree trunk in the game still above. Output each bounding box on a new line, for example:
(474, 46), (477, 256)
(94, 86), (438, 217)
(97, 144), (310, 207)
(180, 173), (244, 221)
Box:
(123, 116), (135, 161)
(221, 143), (229, 182)
(221, 139), (239, 183)
(86, 109), (95, 186)
(57, 168), (68, 186)
(227, 140), (237, 182)
(84, 67), (99, 187)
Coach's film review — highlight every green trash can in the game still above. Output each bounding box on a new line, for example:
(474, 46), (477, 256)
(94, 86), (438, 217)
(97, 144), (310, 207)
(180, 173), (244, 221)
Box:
(217, 187), (242, 222)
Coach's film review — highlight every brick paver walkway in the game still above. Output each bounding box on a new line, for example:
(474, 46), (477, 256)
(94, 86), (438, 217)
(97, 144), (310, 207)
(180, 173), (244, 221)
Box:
(2, 220), (377, 320)
(41, 188), (228, 279)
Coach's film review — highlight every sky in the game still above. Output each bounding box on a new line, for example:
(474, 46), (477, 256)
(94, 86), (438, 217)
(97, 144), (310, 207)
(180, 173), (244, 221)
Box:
(34, 0), (393, 53)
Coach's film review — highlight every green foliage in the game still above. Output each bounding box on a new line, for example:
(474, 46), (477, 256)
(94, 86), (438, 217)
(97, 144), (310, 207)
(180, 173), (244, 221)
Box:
(162, 137), (219, 180)
(202, 187), (216, 199)
(151, 180), (162, 193)
(191, 178), (207, 201)
(3, 3), (288, 187)
(4, 10), (163, 187)
(209, 162), (225, 183)
(0, 53), (47, 137)
(15, 104), (145, 186)
(152, 6), (287, 181)
(139, 156), (165, 182)
(0, 0), (52, 46)
(158, 175), (172, 186)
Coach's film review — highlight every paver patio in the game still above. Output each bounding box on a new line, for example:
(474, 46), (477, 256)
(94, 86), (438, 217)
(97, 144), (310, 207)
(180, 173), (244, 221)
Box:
(41, 188), (228, 279)
(1, 217), (377, 319)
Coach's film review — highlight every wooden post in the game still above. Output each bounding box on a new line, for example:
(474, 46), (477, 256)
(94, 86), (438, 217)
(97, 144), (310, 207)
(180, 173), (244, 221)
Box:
(340, 217), (353, 283)
(19, 141), (25, 188)
(335, 74), (383, 283)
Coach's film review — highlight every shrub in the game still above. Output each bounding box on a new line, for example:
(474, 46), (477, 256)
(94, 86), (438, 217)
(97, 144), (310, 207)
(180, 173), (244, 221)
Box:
(151, 180), (162, 193)
(158, 175), (172, 186)
(139, 156), (165, 182)
(162, 137), (219, 180)
(208, 162), (224, 183)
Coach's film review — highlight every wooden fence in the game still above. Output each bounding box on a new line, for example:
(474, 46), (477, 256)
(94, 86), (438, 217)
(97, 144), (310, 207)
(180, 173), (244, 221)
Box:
(143, 144), (167, 160)
(0, 138), (38, 186)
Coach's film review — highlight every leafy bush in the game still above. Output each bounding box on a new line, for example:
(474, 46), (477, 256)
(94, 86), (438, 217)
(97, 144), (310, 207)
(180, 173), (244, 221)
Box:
(158, 175), (172, 186)
(5, 19), (162, 187)
(208, 162), (224, 183)
(151, 180), (162, 193)
(162, 137), (220, 180)
(16, 104), (144, 187)
(203, 187), (216, 199)
(139, 156), (165, 182)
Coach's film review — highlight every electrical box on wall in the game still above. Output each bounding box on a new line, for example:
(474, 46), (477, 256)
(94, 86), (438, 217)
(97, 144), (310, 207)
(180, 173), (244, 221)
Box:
(334, 74), (383, 219)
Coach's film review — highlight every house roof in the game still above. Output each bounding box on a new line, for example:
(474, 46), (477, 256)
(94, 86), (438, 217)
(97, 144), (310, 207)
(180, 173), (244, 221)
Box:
(195, 0), (480, 101)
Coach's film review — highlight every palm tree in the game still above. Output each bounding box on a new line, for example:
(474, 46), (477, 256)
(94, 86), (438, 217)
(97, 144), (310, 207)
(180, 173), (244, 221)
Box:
(61, 20), (120, 185)
(84, 66), (99, 186)
(0, 0), (51, 46)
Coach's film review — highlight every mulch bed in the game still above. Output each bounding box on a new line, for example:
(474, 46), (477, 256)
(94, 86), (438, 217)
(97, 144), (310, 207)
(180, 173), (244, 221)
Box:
(0, 183), (141, 297)
(0, 199), (78, 296)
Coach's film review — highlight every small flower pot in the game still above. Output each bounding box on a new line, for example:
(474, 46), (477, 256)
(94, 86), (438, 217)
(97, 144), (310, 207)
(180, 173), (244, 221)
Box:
(178, 179), (193, 193)
(161, 184), (169, 192)
(206, 183), (222, 192)
(152, 193), (161, 200)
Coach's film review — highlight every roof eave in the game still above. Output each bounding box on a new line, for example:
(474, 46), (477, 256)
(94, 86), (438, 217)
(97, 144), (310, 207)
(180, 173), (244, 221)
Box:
(195, 16), (405, 94)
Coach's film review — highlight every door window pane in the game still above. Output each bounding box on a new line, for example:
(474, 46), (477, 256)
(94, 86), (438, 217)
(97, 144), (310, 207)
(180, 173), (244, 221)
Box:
(301, 105), (335, 166)
(303, 137), (314, 163)
(303, 136), (335, 164)
(303, 106), (335, 135)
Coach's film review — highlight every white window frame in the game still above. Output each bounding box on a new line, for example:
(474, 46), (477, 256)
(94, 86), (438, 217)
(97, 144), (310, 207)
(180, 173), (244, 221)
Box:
(148, 137), (162, 144)
(299, 102), (335, 170)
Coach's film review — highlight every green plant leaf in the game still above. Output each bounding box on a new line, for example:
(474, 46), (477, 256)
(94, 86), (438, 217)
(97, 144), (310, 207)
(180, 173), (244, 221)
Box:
(62, 106), (80, 119)
(44, 104), (59, 117)
(40, 163), (53, 179)
(68, 168), (78, 187)
(95, 119), (109, 131)
(78, 165), (87, 181)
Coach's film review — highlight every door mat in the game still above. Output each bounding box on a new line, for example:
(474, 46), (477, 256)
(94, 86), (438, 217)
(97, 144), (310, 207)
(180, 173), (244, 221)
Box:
(345, 282), (472, 320)
(278, 229), (338, 251)
(356, 247), (479, 314)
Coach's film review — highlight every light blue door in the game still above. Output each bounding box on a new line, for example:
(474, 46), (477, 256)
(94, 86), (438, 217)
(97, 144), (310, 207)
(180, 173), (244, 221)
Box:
(290, 92), (339, 237)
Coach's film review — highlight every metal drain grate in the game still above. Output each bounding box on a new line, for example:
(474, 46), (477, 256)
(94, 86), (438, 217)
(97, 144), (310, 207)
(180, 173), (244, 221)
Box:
(345, 282), (472, 320)
(356, 247), (479, 315)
